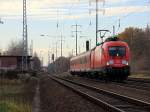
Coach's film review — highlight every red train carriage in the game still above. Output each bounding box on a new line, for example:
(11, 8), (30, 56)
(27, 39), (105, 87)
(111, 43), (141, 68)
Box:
(70, 37), (130, 81)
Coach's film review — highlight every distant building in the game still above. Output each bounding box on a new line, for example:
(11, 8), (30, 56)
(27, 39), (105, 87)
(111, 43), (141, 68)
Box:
(0, 55), (32, 73)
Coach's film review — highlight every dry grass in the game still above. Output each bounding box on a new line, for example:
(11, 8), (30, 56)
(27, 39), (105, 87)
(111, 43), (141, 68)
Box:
(130, 72), (150, 79)
(0, 77), (37, 112)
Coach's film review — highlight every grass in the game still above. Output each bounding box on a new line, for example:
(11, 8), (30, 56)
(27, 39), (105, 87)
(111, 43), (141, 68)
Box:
(0, 101), (22, 112)
(0, 78), (35, 112)
(130, 72), (150, 79)
(0, 100), (32, 112)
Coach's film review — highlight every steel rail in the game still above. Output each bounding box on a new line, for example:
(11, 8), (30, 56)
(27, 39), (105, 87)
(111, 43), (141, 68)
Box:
(128, 78), (150, 83)
(127, 78), (150, 84)
(73, 75), (150, 91)
(54, 76), (150, 111)
(122, 80), (150, 91)
(49, 76), (125, 112)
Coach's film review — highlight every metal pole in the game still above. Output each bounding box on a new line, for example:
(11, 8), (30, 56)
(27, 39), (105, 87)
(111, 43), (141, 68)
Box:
(42, 57), (43, 67)
(22, 0), (28, 71)
(61, 33), (63, 57)
(56, 42), (58, 59)
(76, 24), (78, 55)
(0, 18), (4, 24)
(79, 46), (81, 54)
(48, 50), (50, 64)
(72, 49), (74, 56)
(89, 39), (91, 50)
(72, 24), (81, 56)
(113, 25), (115, 36)
(96, 0), (98, 46)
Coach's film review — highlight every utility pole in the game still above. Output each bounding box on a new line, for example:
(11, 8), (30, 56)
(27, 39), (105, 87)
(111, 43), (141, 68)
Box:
(89, 39), (92, 50)
(113, 25), (115, 36)
(72, 24), (82, 55)
(59, 33), (65, 57)
(96, 0), (98, 46)
(48, 50), (51, 64)
(55, 42), (58, 60)
(94, 0), (105, 46)
(40, 51), (43, 67)
(0, 18), (4, 24)
(148, 0), (150, 25)
(30, 40), (33, 56)
(22, 0), (28, 71)
(0, 18), (4, 55)
(61, 35), (62, 57)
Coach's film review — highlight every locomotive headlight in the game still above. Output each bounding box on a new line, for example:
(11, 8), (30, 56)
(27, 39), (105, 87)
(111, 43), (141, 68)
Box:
(107, 62), (109, 65)
(122, 60), (128, 65)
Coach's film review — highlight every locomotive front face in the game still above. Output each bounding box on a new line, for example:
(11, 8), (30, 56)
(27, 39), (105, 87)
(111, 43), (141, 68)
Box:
(106, 43), (130, 68)
(104, 42), (130, 80)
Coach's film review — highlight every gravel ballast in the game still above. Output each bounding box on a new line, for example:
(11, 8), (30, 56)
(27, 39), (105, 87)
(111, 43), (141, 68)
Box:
(39, 75), (105, 112)
(57, 73), (150, 103)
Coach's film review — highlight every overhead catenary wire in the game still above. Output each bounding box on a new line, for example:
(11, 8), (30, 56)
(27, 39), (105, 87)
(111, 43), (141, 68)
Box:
(1, 0), (150, 60)
(103, 1), (150, 34)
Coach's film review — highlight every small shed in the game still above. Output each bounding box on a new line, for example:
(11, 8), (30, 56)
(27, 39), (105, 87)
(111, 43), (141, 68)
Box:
(0, 55), (32, 72)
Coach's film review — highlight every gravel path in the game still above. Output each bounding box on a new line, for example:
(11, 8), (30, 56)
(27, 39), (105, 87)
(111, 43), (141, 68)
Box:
(32, 79), (40, 112)
(39, 75), (105, 112)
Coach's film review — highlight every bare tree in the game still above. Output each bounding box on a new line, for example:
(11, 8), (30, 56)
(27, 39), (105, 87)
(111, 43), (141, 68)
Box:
(119, 26), (150, 72)
(7, 40), (23, 56)
(32, 52), (41, 71)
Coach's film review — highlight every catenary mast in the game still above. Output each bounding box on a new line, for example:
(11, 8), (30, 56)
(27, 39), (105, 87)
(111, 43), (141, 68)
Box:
(22, 0), (28, 71)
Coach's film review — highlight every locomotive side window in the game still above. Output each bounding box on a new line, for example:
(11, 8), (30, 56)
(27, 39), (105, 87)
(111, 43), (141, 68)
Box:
(109, 46), (126, 57)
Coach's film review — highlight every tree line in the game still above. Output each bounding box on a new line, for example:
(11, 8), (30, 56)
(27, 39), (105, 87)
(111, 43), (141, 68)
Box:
(119, 25), (150, 72)
(48, 26), (150, 74)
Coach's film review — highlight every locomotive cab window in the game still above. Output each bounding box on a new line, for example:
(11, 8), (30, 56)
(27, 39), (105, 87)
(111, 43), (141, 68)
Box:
(109, 46), (126, 57)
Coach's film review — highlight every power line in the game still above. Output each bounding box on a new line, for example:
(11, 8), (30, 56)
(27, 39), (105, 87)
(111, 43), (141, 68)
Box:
(89, 0), (105, 46)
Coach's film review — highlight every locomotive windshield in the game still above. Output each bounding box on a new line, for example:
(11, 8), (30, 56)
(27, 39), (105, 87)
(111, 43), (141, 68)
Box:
(109, 46), (126, 57)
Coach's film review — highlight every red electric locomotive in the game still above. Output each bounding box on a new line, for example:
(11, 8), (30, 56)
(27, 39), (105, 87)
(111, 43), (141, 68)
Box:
(70, 36), (130, 81)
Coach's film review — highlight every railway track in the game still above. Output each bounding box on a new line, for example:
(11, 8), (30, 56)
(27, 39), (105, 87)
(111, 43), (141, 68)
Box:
(120, 78), (150, 91)
(49, 76), (150, 112)
(128, 78), (150, 83)
(69, 75), (150, 91)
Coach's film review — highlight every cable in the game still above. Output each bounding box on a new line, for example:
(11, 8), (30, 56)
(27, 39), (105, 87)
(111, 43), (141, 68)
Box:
(102, 4), (149, 34)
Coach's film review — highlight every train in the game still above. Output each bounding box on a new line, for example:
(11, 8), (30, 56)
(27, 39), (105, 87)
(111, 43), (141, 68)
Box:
(70, 36), (130, 81)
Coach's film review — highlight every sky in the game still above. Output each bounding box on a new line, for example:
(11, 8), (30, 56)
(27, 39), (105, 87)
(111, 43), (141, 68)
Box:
(0, 0), (150, 66)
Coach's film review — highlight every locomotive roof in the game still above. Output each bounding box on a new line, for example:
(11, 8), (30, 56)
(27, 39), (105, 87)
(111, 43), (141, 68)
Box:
(70, 40), (128, 61)
(70, 50), (91, 60)
(103, 40), (128, 46)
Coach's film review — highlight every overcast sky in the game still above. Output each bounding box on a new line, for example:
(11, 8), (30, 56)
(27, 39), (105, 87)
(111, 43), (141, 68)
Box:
(0, 0), (150, 65)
